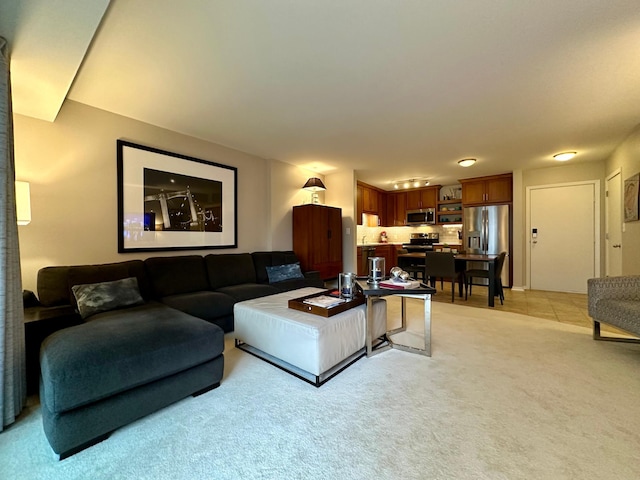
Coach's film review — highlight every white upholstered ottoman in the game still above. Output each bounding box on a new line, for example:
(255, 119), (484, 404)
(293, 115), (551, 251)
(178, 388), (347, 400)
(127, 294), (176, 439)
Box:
(234, 287), (387, 386)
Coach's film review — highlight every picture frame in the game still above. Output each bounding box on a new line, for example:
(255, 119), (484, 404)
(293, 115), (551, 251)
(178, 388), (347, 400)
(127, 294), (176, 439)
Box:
(623, 173), (639, 223)
(117, 140), (237, 252)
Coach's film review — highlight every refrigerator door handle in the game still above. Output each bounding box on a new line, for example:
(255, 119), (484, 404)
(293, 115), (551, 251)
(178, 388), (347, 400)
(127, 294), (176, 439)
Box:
(482, 209), (488, 252)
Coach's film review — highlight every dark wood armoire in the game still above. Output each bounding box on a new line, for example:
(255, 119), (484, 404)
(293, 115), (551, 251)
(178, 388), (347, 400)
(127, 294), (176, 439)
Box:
(292, 204), (343, 280)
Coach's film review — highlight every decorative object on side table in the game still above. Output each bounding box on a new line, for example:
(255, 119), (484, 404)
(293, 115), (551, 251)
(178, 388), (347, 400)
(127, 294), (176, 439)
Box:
(367, 256), (385, 284)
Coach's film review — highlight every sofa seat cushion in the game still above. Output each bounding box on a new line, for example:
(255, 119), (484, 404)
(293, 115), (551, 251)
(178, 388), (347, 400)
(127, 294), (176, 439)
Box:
(593, 299), (640, 336)
(216, 283), (279, 303)
(161, 291), (235, 322)
(40, 302), (224, 414)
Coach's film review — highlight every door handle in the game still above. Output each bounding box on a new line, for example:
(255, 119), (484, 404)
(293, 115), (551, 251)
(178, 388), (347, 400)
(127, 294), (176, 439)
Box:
(612, 244), (621, 248)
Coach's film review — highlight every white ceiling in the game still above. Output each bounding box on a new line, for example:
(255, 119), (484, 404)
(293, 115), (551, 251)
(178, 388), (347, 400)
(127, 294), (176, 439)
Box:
(5, 0), (640, 189)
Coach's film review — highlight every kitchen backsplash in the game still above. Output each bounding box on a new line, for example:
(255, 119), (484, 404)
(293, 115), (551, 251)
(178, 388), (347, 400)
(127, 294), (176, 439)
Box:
(357, 224), (461, 245)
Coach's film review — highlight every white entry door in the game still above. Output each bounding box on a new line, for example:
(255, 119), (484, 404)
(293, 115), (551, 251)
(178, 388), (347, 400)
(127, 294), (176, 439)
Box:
(606, 171), (623, 276)
(528, 182), (599, 293)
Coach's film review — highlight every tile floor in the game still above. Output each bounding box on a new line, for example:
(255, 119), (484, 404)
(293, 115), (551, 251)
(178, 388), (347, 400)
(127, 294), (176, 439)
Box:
(428, 281), (628, 335)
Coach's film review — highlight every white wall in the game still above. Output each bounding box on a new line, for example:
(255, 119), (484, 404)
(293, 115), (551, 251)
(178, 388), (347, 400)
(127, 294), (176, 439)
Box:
(14, 100), (274, 292)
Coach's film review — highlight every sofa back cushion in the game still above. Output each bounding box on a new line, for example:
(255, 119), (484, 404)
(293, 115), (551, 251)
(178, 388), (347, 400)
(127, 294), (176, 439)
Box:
(251, 251), (301, 284)
(37, 260), (150, 307)
(38, 266), (72, 307)
(144, 255), (209, 297)
(205, 253), (256, 290)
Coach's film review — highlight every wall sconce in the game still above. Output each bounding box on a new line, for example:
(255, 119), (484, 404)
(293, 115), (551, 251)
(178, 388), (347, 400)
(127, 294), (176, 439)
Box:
(302, 177), (326, 204)
(15, 180), (31, 225)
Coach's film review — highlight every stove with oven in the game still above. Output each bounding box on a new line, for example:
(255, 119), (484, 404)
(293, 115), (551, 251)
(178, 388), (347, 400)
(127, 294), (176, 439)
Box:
(401, 233), (439, 252)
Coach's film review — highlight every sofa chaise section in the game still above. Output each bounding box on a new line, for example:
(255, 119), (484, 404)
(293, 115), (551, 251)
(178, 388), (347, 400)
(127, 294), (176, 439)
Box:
(40, 302), (224, 458)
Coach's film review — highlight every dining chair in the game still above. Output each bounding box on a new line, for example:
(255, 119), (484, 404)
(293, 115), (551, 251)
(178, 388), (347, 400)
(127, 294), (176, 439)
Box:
(465, 251), (507, 305)
(424, 251), (465, 302)
(398, 248), (424, 280)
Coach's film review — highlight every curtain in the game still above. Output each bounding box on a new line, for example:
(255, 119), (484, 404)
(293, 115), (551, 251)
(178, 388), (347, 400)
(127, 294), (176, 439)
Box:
(0, 36), (26, 430)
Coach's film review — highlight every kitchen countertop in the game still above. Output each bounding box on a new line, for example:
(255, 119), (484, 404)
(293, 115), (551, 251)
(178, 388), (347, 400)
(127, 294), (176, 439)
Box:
(357, 242), (404, 247)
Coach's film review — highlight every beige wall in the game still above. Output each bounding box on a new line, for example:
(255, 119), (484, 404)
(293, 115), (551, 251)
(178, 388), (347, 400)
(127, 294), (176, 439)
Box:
(513, 160), (606, 288)
(326, 169), (357, 273)
(605, 123), (640, 274)
(268, 159), (325, 251)
(14, 100), (299, 292)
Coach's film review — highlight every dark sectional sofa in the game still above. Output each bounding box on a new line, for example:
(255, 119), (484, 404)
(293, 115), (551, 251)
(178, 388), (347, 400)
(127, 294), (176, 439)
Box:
(28, 251), (322, 459)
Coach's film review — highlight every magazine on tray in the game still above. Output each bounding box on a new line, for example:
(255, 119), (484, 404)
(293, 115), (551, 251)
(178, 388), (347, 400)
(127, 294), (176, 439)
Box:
(303, 295), (346, 308)
(379, 278), (422, 290)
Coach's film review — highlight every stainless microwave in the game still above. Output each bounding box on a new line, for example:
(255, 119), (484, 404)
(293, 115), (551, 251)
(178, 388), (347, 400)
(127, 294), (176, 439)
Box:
(406, 208), (436, 225)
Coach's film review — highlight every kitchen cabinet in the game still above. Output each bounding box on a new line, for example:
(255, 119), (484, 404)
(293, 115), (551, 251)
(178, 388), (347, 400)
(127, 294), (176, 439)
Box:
(378, 192), (388, 226)
(460, 173), (512, 205)
(406, 187), (438, 210)
(356, 184), (364, 225)
(293, 204), (343, 280)
(386, 191), (407, 226)
(357, 181), (388, 224)
(358, 244), (398, 276)
(362, 185), (379, 213)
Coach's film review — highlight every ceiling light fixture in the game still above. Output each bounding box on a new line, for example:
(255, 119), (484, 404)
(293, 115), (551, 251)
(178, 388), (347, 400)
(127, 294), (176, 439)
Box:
(391, 178), (431, 190)
(553, 151), (577, 161)
(458, 158), (477, 167)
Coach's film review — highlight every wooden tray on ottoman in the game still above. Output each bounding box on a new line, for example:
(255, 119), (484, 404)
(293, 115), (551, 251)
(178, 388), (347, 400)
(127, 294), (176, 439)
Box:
(288, 290), (365, 317)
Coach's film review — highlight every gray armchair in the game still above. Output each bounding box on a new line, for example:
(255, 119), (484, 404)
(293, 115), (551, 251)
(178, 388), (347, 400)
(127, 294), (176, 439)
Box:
(587, 275), (640, 342)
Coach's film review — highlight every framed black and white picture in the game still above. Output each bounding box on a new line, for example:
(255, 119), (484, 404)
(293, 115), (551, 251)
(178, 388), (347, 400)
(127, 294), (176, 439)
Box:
(117, 140), (237, 252)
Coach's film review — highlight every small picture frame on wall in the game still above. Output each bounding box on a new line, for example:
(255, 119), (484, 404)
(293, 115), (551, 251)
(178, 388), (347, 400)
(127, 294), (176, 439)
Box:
(624, 173), (639, 222)
(117, 140), (238, 252)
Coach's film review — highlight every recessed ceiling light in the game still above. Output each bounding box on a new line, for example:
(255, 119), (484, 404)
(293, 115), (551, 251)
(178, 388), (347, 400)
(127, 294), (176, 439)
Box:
(413, 180), (420, 188)
(458, 158), (476, 167)
(393, 183), (399, 189)
(553, 151), (577, 161)
(403, 181), (410, 189)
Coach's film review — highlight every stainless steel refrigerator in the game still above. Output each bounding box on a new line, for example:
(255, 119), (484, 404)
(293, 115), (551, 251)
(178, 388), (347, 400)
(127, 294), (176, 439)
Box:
(463, 204), (510, 287)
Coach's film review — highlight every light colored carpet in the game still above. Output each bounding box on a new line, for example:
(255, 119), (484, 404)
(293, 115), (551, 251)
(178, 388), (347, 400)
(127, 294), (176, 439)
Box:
(2, 299), (640, 479)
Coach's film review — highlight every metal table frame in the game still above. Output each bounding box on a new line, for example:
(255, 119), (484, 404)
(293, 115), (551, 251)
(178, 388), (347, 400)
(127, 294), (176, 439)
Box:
(357, 279), (436, 357)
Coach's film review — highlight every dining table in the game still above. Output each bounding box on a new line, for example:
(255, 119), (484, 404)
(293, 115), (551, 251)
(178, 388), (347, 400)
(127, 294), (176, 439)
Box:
(397, 252), (500, 307)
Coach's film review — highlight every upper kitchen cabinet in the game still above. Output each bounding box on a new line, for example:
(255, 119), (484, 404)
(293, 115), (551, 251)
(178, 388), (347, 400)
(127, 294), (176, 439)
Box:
(356, 184), (364, 225)
(405, 186), (438, 210)
(386, 191), (407, 226)
(460, 173), (513, 205)
(357, 181), (387, 225)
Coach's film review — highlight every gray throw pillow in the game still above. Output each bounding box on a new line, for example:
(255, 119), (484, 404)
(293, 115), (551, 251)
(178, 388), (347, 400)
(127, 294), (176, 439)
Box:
(72, 277), (145, 320)
(265, 263), (304, 283)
